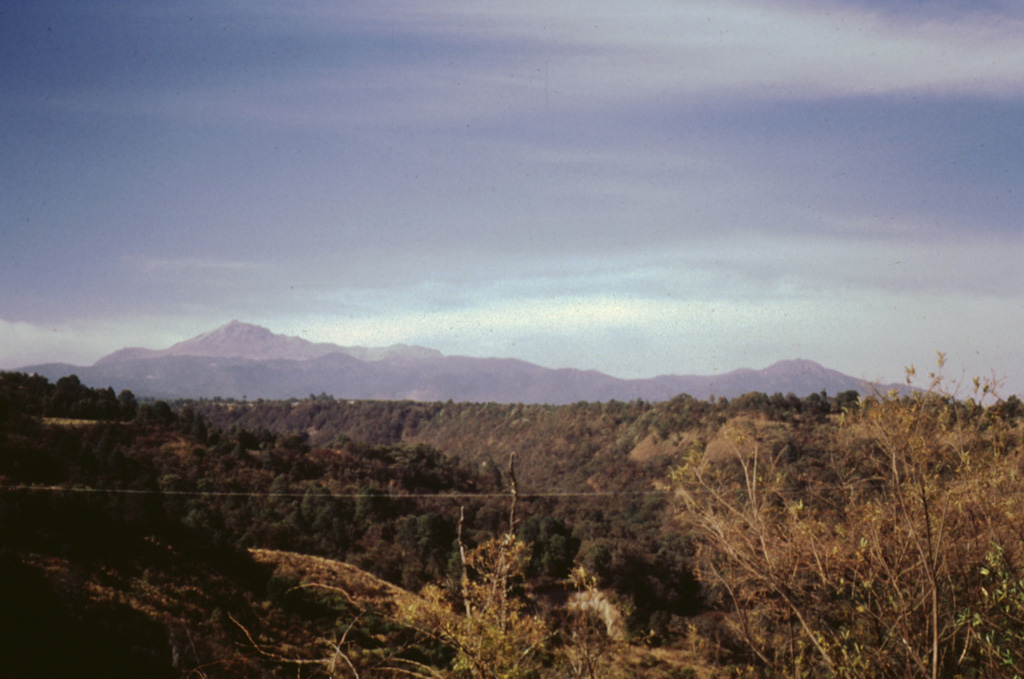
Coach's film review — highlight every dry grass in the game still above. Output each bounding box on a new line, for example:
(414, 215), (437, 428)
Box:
(250, 547), (423, 614)
(41, 417), (102, 428)
(628, 432), (691, 463)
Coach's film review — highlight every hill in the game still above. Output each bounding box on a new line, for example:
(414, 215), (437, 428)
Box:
(0, 370), (708, 677)
(19, 321), (895, 403)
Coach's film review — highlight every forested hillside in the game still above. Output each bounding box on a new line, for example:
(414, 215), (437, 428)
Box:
(186, 389), (863, 491)
(2, 366), (1024, 677)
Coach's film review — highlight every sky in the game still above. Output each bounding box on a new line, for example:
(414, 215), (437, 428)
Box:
(3, 0), (1023, 395)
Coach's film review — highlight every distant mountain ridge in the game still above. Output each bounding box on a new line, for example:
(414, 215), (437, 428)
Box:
(19, 321), (896, 403)
(95, 320), (443, 364)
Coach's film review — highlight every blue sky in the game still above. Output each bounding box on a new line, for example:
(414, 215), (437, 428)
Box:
(3, 0), (1023, 394)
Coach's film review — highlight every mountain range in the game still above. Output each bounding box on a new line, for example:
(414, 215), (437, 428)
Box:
(18, 321), (895, 404)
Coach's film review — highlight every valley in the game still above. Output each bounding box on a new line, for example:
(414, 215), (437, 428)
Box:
(2, 365), (1022, 677)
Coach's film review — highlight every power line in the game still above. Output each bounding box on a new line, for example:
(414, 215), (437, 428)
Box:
(0, 484), (671, 500)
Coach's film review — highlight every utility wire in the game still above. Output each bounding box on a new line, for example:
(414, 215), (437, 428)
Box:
(0, 484), (671, 500)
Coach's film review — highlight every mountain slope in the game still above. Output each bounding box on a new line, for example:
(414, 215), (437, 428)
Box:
(94, 320), (442, 365)
(19, 322), (894, 403)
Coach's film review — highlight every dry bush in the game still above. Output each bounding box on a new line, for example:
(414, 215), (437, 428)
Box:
(674, 356), (1024, 678)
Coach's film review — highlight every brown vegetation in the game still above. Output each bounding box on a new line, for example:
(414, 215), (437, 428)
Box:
(3, 364), (1024, 677)
(674, 357), (1024, 677)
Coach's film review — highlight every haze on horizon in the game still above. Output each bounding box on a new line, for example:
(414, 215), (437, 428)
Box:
(3, 1), (1023, 394)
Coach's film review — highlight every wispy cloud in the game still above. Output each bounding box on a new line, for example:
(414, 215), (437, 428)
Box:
(0, 318), (185, 368)
(27, 0), (1024, 133)
(284, 276), (1022, 387)
(392, 0), (1024, 100)
(125, 256), (263, 276)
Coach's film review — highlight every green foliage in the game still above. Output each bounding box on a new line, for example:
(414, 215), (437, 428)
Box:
(0, 371), (138, 421)
(519, 515), (579, 578)
(959, 544), (1024, 678)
